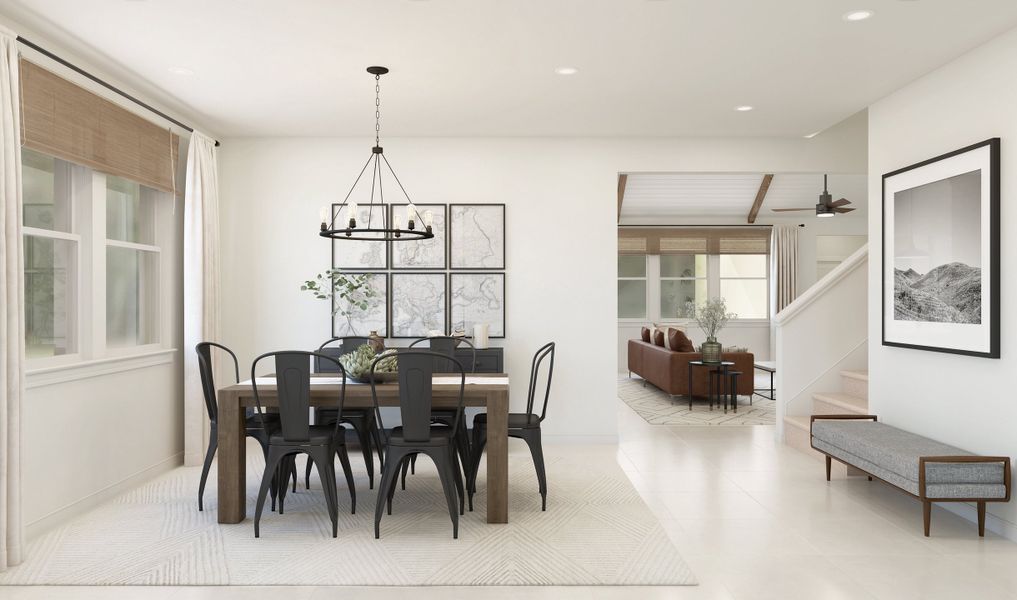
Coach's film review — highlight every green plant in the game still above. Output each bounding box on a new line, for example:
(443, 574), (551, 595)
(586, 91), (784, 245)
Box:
(338, 344), (398, 380)
(683, 298), (737, 341)
(300, 269), (380, 333)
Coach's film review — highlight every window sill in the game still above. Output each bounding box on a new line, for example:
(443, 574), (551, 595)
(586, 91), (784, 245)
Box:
(26, 348), (178, 389)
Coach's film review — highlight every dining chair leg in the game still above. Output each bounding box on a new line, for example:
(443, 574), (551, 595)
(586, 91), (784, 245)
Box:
(521, 429), (548, 511)
(349, 419), (375, 490)
(277, 456), (292, 514)
(255, 446), (286, 538)
(370, 419), (385, 471)
(410, 454), (417, 474)
(305, 456), (315, 490)
(448, 438), (465, 515)
(198, 426), (217, 511)
(400, 457), (411, 490)
(310, 447), (339, 538)
(431, 448), (460, 539)
(336, 443), (357, 514)
(375, 446), (407, 539)
(391, 454), (413, 513)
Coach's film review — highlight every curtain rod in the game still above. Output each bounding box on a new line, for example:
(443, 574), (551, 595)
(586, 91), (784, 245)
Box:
(618, 224), (805, 228)
(16, 36), (220, 148)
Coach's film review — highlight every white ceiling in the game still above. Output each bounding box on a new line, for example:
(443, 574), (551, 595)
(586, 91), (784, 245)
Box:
(621, 173), (868, 220)
(2, 0), (1017, 137)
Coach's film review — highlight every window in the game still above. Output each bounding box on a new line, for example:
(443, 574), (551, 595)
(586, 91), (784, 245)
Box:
(660, 254), (706, 320)
(23, 149), (77, 358)
(618, 255), (647, 318)
(719, 254), (768, 319)
(22, 147), (168, 366)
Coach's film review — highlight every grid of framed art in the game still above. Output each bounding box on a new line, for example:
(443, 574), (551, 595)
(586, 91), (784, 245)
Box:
(330, 203), (506, 339)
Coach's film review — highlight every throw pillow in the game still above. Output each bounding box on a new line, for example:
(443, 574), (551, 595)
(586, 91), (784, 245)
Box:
(653, 329), (665, 346)
(641, 326), (651, 343)
(670, 328), (696, 352)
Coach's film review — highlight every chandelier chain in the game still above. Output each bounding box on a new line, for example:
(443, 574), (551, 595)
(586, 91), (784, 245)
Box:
(375, 75), (381, 147)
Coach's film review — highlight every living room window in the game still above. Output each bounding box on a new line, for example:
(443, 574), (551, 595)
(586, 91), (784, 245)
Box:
(660, 254), (707, 320)
(618, 255), (648, 318)
(718, 254), (768, 319)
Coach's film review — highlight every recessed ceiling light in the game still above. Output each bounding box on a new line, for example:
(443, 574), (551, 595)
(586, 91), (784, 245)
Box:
(735, 105), (754, 112)
(843, 10), (874, 21)
(554, 66), (579, 76)
(168, 66), (194, 76)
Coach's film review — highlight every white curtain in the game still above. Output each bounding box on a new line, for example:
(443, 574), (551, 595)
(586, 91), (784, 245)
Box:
(0, 25), (24, 571)
(183, 132), (220, 466)
(770, 224), (799, 315)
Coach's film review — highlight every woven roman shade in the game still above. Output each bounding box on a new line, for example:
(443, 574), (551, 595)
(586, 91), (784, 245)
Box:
(618, 227), (771, 255)
(19, 59), (179, 193)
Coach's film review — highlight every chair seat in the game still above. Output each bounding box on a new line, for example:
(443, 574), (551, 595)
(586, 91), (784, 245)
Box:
(389, 426), (454, 446)
(269, 425), (340, 446)
(244, 413), (279, 431)
(474, 412), (541, 429)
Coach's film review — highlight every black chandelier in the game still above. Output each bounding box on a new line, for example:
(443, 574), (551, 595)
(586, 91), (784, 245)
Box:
(319, 66), (434, 242)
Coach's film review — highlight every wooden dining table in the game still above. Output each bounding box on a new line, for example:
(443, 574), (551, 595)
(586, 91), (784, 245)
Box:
(216, 373), (511, 524)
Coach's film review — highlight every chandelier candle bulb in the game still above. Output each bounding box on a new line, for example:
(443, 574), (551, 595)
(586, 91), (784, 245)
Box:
(424, 209), (434, 228)
(394, 211), (403, 237)
(407, 203), (417, 229)
(319, 206), (328, 230)
(347, 201), (359, 228)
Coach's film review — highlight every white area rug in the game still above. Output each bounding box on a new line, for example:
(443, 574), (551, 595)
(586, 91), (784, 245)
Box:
(0, 443), (695, 586)
(619, 376), (775, 426)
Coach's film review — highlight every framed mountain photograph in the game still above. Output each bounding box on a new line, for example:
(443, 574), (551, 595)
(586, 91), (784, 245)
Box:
(882, 138), (1000, 358)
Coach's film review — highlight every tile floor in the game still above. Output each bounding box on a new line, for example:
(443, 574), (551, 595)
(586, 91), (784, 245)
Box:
(3, 395), (1017, 599)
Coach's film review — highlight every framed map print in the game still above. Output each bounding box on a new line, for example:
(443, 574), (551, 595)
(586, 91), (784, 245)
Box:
(390, 203), (447, 269)
(450, 204), (505, 269)
(450, 272), (505, 338)
(390, 273), (447, 338)
(331, 272), (388, 338)
(331, 203), (388, 269)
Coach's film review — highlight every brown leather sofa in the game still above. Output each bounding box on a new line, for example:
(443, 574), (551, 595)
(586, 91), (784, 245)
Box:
(627, 339), (755, 398)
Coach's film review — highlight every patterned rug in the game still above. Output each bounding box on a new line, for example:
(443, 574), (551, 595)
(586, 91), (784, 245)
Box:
(619, 376), (775, 426)
(0, 443), (695, 586)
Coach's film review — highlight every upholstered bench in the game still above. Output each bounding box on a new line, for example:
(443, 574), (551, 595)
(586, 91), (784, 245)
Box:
(810, 415), (1011, 537)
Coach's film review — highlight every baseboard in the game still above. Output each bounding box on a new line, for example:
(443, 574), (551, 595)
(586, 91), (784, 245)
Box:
(940, 501), (1017, 543)
(25, 452), (184, 540)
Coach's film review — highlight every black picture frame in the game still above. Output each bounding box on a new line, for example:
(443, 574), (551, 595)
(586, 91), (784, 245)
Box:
(449, 272), (506, 339)
(389, 203), (448, 270)
(330, 272), (389, 339)
(449, 203), (506, 270)
(389, 272), (448, 339)
(881, 138), (1000, 358)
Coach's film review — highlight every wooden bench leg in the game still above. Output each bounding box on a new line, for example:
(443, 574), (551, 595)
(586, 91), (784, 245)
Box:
(923, 500), (932, 537)
(825, 455), (831, 481)
(977, 501), (986, 537)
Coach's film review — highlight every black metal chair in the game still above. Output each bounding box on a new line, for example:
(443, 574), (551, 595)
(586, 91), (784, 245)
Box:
(469, 342), (556, 511)
(251, 351), (356, 538)
(196, 342), (288, 512)
(371, 351), (466, 539)
(305, 336), (386, 490)
(403, 336), (475, 488)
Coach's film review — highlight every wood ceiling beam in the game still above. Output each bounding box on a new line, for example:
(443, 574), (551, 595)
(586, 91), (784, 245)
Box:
(747, 173), (774, 224)
(617, 173), (628, 223)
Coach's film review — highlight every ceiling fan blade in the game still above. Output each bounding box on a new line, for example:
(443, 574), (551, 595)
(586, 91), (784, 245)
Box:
(829, 198), (851, 208)
(833, 207), (856, 213)
(771, 208), (815, 212)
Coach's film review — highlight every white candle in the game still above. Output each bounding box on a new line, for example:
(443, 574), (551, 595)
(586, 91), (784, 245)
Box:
(473, 323), (490, 349)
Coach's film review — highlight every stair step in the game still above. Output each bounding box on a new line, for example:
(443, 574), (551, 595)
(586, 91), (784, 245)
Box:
(840, 370), (868, 382)
(812, 391), (868, 415)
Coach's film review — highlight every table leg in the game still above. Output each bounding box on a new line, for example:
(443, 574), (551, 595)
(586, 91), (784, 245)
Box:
(217, 389), (247, 524)
(687, 363), (693, 410)
(486, 389), (509, 524)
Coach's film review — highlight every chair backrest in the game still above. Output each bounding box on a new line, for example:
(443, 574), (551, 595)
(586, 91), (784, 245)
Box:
(316, 336), (369, 372)
(409, 336), (476, 373)
(370, 350), (465, 444)
(195, 341), (240, 424)
(526, 342), (556, 421)
(251, 351), (346, 443)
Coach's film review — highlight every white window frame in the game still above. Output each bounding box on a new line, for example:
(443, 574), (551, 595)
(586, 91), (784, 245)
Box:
(24, 151), (172, 371)
(618, 254), (649, 322)
(659, 254), (708, 321)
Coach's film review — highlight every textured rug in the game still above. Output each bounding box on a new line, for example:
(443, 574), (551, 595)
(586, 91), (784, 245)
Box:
(619, 376), (775, 426)
(0, 443), (695, 586)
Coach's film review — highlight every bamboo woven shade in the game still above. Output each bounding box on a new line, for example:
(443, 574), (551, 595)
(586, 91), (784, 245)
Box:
(618, 227), (771, 255)
(20, 59), (179, 193)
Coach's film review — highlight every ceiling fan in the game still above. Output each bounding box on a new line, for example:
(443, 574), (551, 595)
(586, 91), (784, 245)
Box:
(771, 175), (855, 218)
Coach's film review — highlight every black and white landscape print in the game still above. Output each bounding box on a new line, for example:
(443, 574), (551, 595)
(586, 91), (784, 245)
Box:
(893, 170), (981, 324)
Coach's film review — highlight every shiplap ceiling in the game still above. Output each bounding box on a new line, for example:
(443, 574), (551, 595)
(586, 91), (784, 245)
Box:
(1, 0), (1017, 136)
(621, 173), (867, 220)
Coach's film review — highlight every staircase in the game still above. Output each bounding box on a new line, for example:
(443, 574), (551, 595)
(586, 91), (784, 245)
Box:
(784, 369), (868, 467)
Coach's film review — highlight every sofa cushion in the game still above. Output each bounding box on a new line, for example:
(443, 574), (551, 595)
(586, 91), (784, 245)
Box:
(652, 329), (665, 347)
(640, 326), (651, 343)
(670, 328), (695, 352)
(812, 420), (1006, 486)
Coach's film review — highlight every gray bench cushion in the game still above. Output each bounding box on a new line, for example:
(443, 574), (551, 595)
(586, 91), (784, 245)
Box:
(811, 420), (1007, 499)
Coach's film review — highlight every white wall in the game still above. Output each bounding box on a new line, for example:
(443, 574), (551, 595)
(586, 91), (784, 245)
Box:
(868, 25), (1017, 539)
(219, 130), (865, 441)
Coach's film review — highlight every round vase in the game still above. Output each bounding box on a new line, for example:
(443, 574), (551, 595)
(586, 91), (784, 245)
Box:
(701, 338), (723, 363)
(368, 331), (385, 352)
